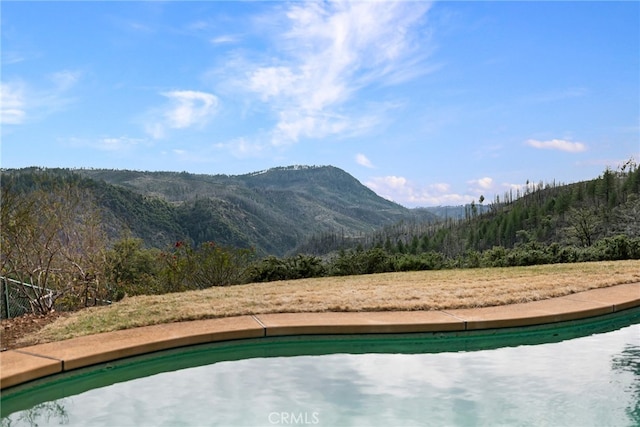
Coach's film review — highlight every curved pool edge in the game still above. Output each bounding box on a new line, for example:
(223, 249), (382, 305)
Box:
(2, 282), (639, 391)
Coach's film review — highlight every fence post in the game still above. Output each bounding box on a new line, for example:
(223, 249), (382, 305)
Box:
(3, 277), (10, 319)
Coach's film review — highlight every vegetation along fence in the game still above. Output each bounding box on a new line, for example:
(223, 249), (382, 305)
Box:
(1, 277), (37, 319)
(0, 277), (112, 319)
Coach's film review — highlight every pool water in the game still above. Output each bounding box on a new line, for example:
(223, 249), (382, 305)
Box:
(2, 312), (639, 426)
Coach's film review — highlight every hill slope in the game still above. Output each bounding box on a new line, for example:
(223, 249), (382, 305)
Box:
(322, 165), (640, 258)
(3, 166), (436, 255)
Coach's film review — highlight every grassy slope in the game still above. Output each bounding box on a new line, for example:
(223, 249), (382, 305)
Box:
(23, 260), (640, 346)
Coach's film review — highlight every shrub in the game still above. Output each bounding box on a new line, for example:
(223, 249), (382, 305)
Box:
(482, 246), (507, 267)
(248, 254), (325, 282)
(105, 237), (162, 298)
(393, 254), (428, 271)
(191, 242), (255, 288)
(329, 248), (393, 276)
(157, 241), (254, 292)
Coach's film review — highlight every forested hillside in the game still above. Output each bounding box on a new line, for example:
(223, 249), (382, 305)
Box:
(1, 166), (435, 256)
(4, 163), (638, 259)
(292, 163), (640, 259)
(398, 163), (640, 257)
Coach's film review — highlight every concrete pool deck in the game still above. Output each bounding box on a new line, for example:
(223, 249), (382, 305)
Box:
(2, 282), (639, 390)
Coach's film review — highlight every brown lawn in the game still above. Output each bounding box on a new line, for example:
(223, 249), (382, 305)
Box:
(7, 260), (640, 348)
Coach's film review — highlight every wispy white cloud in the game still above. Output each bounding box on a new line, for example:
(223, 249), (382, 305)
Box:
(49, 70), (82, 91)
(145, 122), (165, 140)
(210, 35), (239, 45)
(526, 138), (587, 153)
(467, 177), (546, 202)
(1, 70), (81, 125)
(0, 81), (26, 124)
(366, 175), (476, 207)
(355, 153), (374, 168)
(240, 0), (434, 146)
(2, 51), (29, 65)
(467, 176), (493, 193)
(97, 136), (148, 152)
(272, 110), (354, 145)
(159, 136), (267, 163)
(184, 16), (241, 44)
(365, 174), (523, 207)
(145, 90), (219, 139)
(163, 90), (218, 129)
(214, 137), (266, 159)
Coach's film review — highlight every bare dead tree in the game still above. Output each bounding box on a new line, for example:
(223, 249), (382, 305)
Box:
(1, 181), (108, 314)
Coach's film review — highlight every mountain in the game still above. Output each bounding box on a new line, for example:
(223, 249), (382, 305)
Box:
(10, 164), (635, 261)
(3, 163), (638, 283)
(2, 166), (437, 256)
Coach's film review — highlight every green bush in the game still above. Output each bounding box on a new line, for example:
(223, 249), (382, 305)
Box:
(190, 242), (255, 288)
(248, 256), (289, 282)
(392, 251), (446, 271)
(591, 235), (640, 261)
(482, 246), (507, 267)
(156, 241), (254, 292)
(248, 254), (325, 282)
(329, 248), (393, 276)
(105, 237), (162, 298)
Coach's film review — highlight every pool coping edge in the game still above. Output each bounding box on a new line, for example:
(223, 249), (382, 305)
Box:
(2, 282), (639, 391)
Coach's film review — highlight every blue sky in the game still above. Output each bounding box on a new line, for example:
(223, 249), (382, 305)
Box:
(1, 1), (638, 207)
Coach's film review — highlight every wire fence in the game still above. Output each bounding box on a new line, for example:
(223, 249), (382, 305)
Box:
(1, 276), (112, 319)
(1, 277), (38, 319)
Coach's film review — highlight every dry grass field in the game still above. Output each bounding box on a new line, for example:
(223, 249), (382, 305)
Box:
(14, 260), (640, 347)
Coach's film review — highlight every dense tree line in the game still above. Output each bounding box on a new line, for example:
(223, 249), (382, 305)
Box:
(247, 234), (640, 281)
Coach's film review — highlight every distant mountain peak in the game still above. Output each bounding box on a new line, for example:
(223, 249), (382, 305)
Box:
(246, 165), (326, 176)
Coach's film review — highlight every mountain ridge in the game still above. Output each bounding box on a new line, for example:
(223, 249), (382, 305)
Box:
(2, 165), (437, 256)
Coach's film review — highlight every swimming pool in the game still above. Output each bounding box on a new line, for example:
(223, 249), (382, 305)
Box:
(2, 308), (639, 426)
